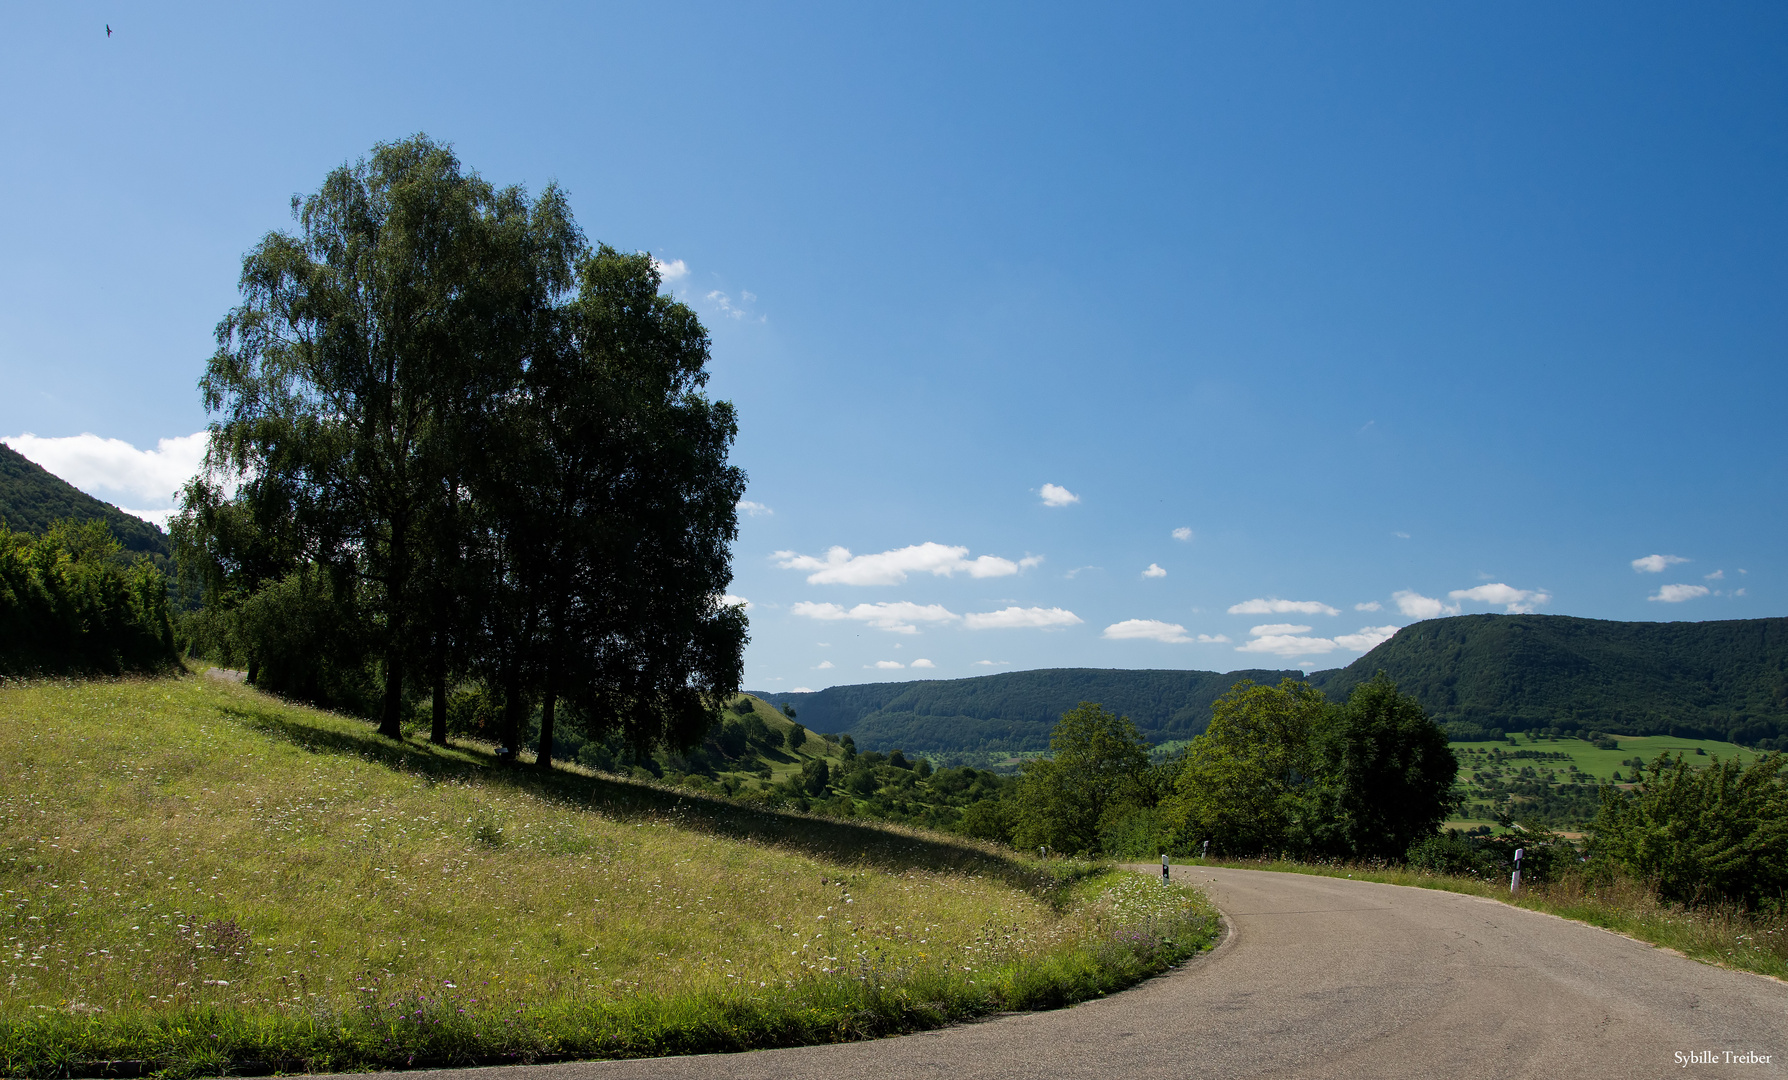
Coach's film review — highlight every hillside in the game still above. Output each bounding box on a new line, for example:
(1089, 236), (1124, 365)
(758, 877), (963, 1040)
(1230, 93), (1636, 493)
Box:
(1308, 614), (1788, 748)
(757, 667), (1301, 753)
(0, 441), (168, 555)
(0, 674), (1215, 1075)
(761, 616), (1788, 756)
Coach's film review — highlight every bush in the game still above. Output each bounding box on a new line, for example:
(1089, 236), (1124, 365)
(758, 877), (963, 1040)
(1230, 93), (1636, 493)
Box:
(1593, 751), (1788, 909)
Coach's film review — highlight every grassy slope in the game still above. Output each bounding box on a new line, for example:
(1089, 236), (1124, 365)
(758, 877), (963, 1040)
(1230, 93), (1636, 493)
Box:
(1199, 857), (1787, 983)
(0, 675), (1217, 1076)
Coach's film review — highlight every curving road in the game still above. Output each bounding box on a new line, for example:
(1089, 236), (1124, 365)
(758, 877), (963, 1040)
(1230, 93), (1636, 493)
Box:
(310, 867), (1787, 1080)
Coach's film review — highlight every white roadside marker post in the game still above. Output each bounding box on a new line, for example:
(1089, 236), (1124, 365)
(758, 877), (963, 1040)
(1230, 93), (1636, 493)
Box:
(1161, 853), (1170, 885)
(1510, 846), (1525, 893)
(1202, 839), (1209, 861)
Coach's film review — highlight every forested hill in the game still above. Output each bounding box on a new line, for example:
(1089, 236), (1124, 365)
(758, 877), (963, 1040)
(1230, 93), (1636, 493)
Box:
(755, 667), (1302, 753)
(0, 442), (168, 556)
(1306, 614), (1788, 748)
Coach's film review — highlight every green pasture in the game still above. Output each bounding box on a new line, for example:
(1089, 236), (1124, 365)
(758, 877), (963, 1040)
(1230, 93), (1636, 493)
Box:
(1451, 731), (1761, 783)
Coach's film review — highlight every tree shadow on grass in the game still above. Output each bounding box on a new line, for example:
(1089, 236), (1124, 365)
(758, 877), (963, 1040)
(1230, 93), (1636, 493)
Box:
(220, 698), (1075, 901)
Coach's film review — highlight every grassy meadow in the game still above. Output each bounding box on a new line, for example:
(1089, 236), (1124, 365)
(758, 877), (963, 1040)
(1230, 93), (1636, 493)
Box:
(0, 674), (1217, 1077)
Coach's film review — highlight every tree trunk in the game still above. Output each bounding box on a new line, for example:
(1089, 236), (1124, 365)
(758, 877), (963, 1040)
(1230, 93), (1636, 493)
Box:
(430, 645), (448, 746)
(501, 659), (525, 766)
(378, 512), (409, 740)
(535, 652), (559, 770)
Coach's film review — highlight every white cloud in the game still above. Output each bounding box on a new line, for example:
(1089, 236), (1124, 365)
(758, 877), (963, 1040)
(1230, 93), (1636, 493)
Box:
(872, 660), (905, 669)
(3, 431), (207, 519)
(1354, 601), (1382, 612)
(1448, 583), (1551, 614)
(719, 593), (752, 611)
(974, 659), (1009, 666)
(1250, 623), (1313, 636)
(962, 606), (1083, 631)
(1393, 531), (1411, 539)
(1226, 598), (1341, 617)
(704, 290), (765, 322)
(1632, 554), (1689, 574)
(1334, 625), (1401, 651)
(790, 600), (960, 634)
(1649, 583), (1710, 603)
(1236, 633), (1341, 656)
(1194, 634), (1230, 644)
(1705, 570), (1724, 581)
(1039, 483), (1079, 507)
(1392, 590), (1458, 618)
(1102, 619), (1192, 643)
(909, 658), (936, 669)
(1143, 563), (1167, 578)
(652, 257), (689, 284)
(775, 542), (1033, 585)
(1172, 527), (1194, 542)
(791, 686), (813, 693)
(815, 660), (834, 670)
(736, 500), (773, 517)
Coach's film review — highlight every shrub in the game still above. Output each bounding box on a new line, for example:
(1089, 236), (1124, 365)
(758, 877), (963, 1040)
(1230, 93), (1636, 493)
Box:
(1593, 751), (1787, 909)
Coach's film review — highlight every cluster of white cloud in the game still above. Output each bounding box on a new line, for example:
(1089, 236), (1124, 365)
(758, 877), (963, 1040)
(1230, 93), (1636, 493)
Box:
(1649, 584), (1709, 603)
(1143, 563), (1166, 578)
(1172, 527), (1193, 542)
(736, 500), (773, 517)
(793, 600), (1080, 634)
(1234, 623), (1400, 657)
(1355, 601), (1382, 612)
(1039, 483), (1079, 507)
(961, 607), (1083, 630)
(719, 593), (752, 610)
(704, 289), (764, 322)
(1449, 583), (1551, 614)
(2, 431), (208, 527)
(1102, 619), (1193, 643)
(1388, 583), (1550, 617)
(651, 257), (689, 285)
(776, 543), (1042, 586)
(1227, 598), (1341, 616)
(869, 658), (936, 670)
(1631, 554), (1688, 573)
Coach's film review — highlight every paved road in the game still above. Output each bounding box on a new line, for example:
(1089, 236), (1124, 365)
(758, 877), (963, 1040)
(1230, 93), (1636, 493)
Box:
(307, 866), (1787, 1080)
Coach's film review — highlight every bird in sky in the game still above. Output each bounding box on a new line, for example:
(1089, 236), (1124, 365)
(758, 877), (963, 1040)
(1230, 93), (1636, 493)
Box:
(106, 25), (112, 37)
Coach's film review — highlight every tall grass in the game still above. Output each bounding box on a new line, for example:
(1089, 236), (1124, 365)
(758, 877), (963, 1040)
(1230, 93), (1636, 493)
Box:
(1202, 855), (1787, 981)
(0, 675), (1217, 1077)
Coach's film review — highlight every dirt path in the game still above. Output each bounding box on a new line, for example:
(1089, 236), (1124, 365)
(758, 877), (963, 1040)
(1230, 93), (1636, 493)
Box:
(291, 866), (1787, 1079)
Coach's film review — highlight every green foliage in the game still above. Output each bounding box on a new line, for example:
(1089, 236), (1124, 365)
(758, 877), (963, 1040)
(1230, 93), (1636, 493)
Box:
(1305, 675), (1459, 859)
(1592, 751), (1788, 909)
(179, 137), (746, 757)
(0, 521), (176, 675)
(1165, 678), (1329, 857)
(1011, 703), (1153, 856)
(0, 444), (168, 557)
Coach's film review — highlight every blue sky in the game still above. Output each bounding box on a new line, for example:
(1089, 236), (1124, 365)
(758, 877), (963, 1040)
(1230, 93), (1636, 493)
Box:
(3, 2), (1783, 690)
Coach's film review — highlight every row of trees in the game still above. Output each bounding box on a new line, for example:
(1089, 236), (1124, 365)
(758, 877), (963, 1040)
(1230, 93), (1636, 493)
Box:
(174, 135), (747, 763)
(1005, 676), (1460, 861)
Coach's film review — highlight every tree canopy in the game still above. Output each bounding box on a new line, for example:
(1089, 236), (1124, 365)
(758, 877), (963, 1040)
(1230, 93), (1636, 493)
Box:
(176, 135), (747, 759)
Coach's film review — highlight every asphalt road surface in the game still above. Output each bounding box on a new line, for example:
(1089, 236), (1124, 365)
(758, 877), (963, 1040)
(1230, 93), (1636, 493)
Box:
(303, 866), (1786, 1080)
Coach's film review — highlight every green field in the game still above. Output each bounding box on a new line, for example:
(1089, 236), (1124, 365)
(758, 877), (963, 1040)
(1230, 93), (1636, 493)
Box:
(1447, 731), (1763, 829)
(0, 674), (1216, 1076)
